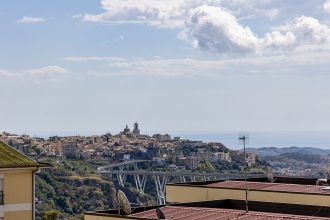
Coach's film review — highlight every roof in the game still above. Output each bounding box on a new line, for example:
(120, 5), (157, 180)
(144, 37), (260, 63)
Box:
(130, 206), (330, 220)
(0, 140), (44, 168)
(207, 180), (330, 195)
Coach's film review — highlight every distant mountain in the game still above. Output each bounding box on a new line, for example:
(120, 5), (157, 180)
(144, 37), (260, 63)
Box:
(245, 146), (330, 157)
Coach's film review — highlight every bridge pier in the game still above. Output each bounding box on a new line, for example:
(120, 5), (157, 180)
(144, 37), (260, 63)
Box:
(117, 173), (127, 187)
(134, 174), (147, 194)
(154, 175), (167, 205)
(179, 176), (186, 183)
(97, 161), (266, 205)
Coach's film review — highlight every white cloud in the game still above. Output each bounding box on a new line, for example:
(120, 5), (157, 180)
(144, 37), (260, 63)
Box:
(324, 0), (330, 14)
(62, 53), (330, 77)
(0, 66), (69, 81)
(17, 16), (45, 24)
(81, 1), (330, 55)
(26, 66), (67, 77)
(63, 56), (127, 62)
(0, 69), (11, 77)
(182, 6), (330, 55)
(181, 5), (261, 54)
(81, 0), (278, 28)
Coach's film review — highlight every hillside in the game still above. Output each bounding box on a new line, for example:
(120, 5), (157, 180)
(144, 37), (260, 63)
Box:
(246, 146), (330, 157)
(36, 159), (155, 220)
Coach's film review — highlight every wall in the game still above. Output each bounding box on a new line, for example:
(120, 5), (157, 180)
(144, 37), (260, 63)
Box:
(166, 185), (330, 207)
(0, 168), (35, 220)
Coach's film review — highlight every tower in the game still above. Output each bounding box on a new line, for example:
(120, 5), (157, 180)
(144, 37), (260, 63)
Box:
(133, 122), (140, 136)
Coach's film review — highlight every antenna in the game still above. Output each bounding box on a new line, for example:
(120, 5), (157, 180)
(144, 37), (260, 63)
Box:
(267, 169), (274, 183)
(239, 132), (249, 213)
(117, 190), (132, 215)
(156, 207), (166, 219)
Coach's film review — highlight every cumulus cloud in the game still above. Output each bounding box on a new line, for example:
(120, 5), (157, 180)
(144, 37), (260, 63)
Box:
(324, 0), (330, 14)
(182, 6), (330, 55)
(81, 0), (278, 28)
(17, 16), (45, 24)
(180, 5), (260, 54)
(263, 16), (330, 50)
(80, 1), (330, 55)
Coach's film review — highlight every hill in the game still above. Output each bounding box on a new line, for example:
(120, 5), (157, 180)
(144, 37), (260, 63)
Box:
(246, 146), (330, 157)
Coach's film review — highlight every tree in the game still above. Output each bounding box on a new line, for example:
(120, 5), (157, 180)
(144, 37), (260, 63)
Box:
(42, 210), (60, 220)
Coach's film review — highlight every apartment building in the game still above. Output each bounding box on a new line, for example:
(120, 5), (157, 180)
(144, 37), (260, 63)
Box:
(0, 140), (48, 220)
(85, 176), (330, 220)
(166, 176), (330, 206)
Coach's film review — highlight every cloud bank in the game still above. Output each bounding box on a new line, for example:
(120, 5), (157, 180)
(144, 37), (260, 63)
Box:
(81, 0), (330, 55)
(63, 51), (330, 77)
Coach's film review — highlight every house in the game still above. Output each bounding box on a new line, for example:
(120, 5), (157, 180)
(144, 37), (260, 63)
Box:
(0, 140), (49, 220)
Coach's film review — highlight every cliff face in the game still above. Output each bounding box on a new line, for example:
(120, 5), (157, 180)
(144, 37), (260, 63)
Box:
(35, 160), (118, 220)
(35, 159), (156, 220)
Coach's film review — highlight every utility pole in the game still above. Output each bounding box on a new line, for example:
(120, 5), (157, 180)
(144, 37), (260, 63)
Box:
(239, 134), (248, 213)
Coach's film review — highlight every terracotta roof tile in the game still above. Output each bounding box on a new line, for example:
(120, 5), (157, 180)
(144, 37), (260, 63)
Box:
(131, 206), (330, 220)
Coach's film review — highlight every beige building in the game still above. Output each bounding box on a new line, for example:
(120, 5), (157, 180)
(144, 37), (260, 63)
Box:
(85, 176), (330, 220)
(166, 177), (330, 206)
(0, 140), (48, 220)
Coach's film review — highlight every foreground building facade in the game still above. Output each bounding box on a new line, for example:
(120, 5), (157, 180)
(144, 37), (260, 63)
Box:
(0, 140), (47, 220)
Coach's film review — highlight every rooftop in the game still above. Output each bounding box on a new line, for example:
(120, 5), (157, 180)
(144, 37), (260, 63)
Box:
(85, 199), (330, 219)
(131, 206), (329, 220)
(0, 140), (45, 168)
(207, 180), (330, 195)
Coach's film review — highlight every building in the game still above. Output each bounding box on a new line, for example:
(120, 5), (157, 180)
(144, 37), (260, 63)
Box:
(166, 176), (330, 206)
(230, 151), (256, 165)
(121, 125), (131, 136)
(85, 195), (330, 220)
(183, 156), (200, 170)
(84, 176), (330, 220)
(62, 142), (77, 158)
(218, 152), (231, 161)
(132, 122), (140, 136)
(0, 140), (48, 220)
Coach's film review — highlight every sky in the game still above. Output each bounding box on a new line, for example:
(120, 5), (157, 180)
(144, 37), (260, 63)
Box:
(1, 0), (330, 138)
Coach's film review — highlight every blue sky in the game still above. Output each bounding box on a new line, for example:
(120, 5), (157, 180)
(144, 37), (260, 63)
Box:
(1, 0), (330, 136)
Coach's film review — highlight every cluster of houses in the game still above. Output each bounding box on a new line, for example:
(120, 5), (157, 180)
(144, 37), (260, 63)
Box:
(0, 124), (257, 171)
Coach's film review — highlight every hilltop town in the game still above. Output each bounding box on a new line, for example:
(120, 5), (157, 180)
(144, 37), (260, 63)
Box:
(0, 123), (258, 171)
(1, 124), (328, 219)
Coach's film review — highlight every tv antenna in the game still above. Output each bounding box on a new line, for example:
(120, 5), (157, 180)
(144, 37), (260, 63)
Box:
(239, 132), (249, 213)
(117, 190), (132, 215)
(156, 207), (166, 219)
(267, 169), (274, 183)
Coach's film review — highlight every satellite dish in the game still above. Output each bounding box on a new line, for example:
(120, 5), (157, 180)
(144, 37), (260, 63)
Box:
(117, 190), (132, 215)
(267, 170), (274, 183)
(156, 207), (166, 219)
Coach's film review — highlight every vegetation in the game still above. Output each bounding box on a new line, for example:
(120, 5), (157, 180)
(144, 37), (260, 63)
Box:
(197, 160), (216, 173)
(36, 158), (156, 220)
(36, 159), (117, 220)
(36, 156), (268, 219)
